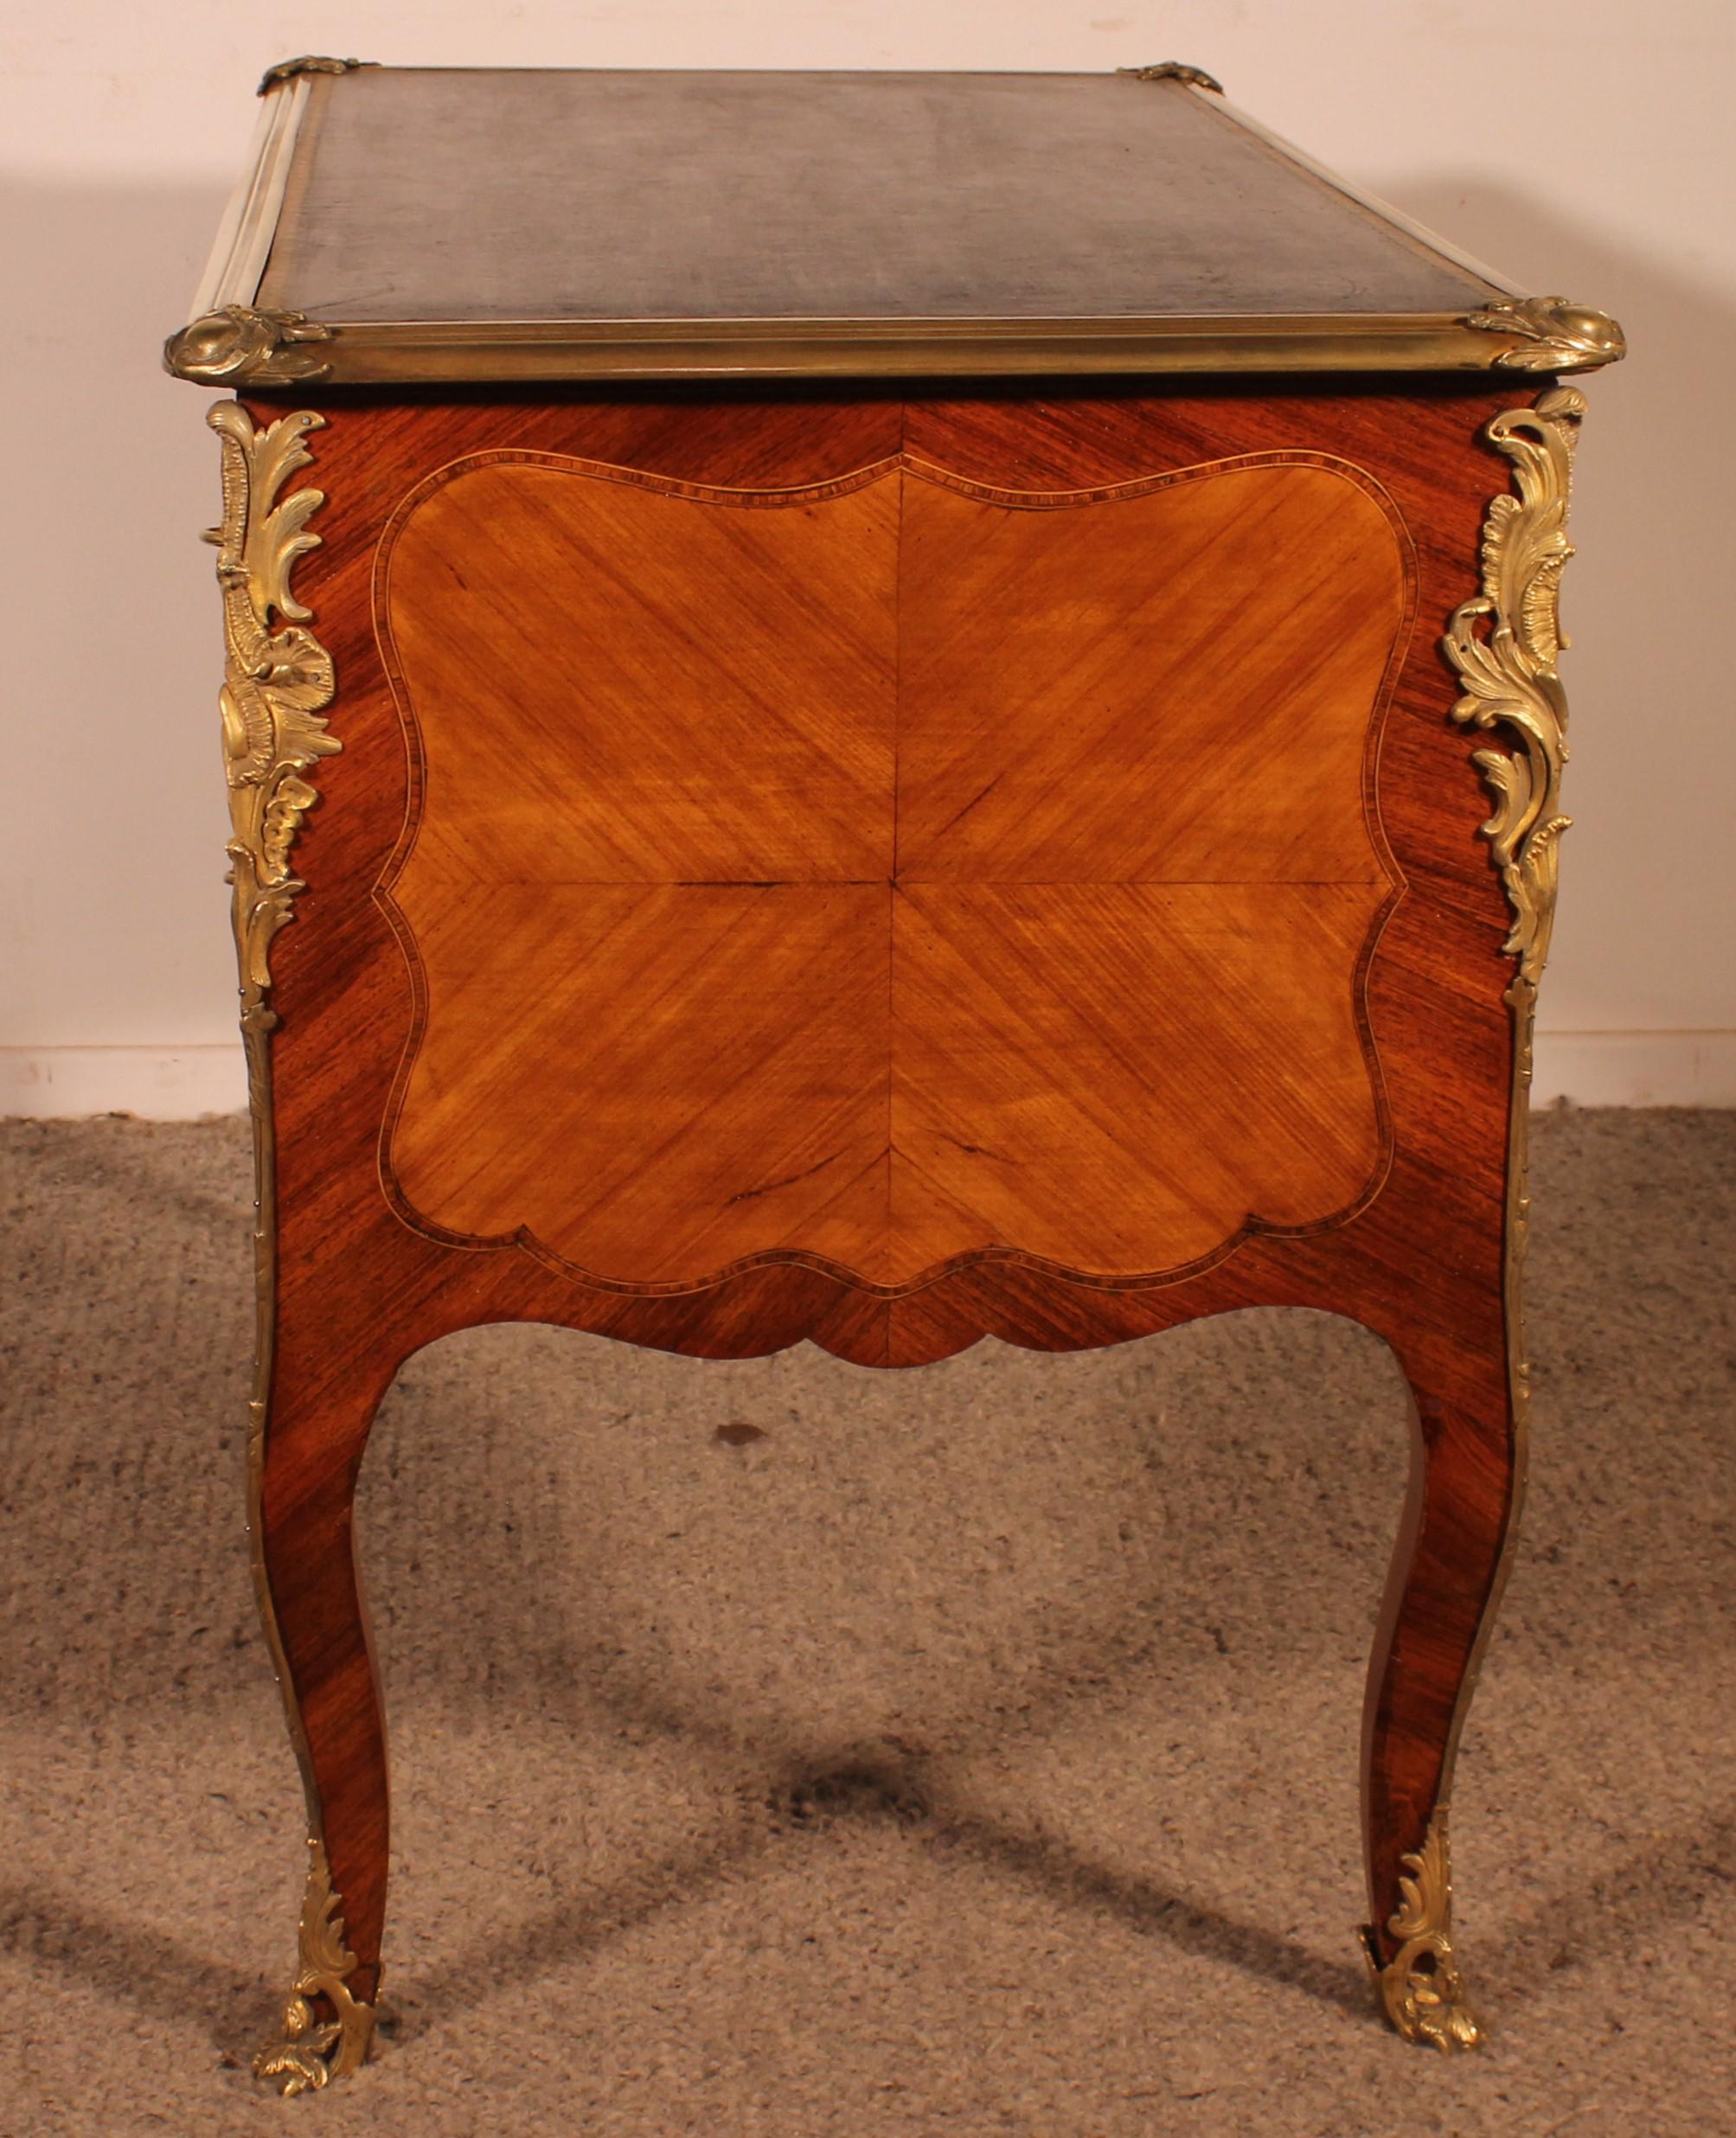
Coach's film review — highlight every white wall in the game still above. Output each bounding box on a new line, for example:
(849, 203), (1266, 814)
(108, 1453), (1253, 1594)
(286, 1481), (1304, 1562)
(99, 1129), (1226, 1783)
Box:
(3, 0), (1733, 1116)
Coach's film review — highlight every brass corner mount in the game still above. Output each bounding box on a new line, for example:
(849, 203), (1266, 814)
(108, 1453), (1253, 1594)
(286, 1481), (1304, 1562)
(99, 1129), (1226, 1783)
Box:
(259, 55), (377, 96)
(205, 398), (340, 1032)
(1118, 62), (1225, 93)
(1444, 383), (1585, 991)
(163, 305), (331, 387)
(1466, 295), (1626, 374)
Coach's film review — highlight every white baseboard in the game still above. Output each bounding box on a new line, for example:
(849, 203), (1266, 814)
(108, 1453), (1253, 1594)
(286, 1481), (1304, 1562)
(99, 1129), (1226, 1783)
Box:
(0, 1045), (246, 1120)
(3, 1032), (1733, 1121)
(1532, 1030), (1736, 1107)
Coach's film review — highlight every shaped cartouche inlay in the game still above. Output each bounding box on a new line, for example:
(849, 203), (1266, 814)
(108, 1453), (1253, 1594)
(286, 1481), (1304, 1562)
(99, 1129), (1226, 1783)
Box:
(378, 451), (1410, 1290)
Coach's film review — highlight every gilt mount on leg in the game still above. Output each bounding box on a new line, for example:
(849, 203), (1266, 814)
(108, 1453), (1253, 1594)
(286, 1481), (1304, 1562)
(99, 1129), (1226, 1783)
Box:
(253, 1839), (377, 2095)
(1365, 1811), (1482, 2052)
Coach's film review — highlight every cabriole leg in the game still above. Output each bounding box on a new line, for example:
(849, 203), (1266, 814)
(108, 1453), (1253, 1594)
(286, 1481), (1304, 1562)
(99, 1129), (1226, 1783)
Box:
(1360, 1293), (1523, 2051)
(1358, 379), (1582, 2048)
(205, 390), (382, 2091)
(249, 1329), (395, 2094)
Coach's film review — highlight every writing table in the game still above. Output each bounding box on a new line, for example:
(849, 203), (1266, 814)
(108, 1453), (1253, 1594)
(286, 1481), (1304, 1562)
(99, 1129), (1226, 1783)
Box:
(164, 57), (1624, 2089)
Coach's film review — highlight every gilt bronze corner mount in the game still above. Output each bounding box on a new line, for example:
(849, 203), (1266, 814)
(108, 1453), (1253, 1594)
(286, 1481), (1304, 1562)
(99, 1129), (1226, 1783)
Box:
(1445, 384), (1585, 991)
(259, 55), (377, 96)
(164, 304), (332, 387)
(1465, 296), (1625, 374)
(205, 397), (340, 1032)
(1118, 61), (1226, 93)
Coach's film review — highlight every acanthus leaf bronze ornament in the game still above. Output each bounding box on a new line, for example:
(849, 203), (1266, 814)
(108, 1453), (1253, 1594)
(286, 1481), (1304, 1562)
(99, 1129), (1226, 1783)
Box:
(206, 399), (340, 1025)
(253, 1839), (377, 2095)
(1445, 385), (1585, 990)
(163, 304), (332, 387)
(259, 54), (376, 95)
(1368, 1810), (1482, 2052)
(1464, 297), (1626, 374)
(1117, 61), (1226, 92)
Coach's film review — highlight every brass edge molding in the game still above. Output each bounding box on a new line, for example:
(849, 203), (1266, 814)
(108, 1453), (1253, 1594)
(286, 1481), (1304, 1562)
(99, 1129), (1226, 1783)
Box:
(253, 1840), (377, 2095)
(188, 75), (310, 318)
(1444, 386), (1585, 992)
(259, 54), (376, 95)
(1367, 1810), (1482, 2052)
(1441, 387), (1586, 1669)
(204, 400), (363, 2086)
(180, 310), (1547, 387)
(1465, 296), (1626, 374)
(1446, 388), (1587, 1757)
(164, 304), (332, 386)
(1118, 61), (1225, 92)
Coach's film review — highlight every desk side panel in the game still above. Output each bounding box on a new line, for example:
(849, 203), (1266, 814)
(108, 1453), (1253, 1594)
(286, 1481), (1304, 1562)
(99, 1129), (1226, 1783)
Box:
(253, 381), (1518, 1374)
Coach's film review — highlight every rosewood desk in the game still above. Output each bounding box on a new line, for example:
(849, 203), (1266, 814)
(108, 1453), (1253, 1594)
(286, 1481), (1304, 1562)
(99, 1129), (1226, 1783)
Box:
(165, 59), (1624, 2090)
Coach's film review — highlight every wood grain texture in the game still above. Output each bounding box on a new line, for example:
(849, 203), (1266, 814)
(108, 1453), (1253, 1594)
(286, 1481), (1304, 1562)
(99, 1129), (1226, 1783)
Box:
(393, 880), (895, 1280)
(377, 449), (1406, 1287)
(894, 458), (1405, 884)
(890, 881), (1390, 1276)
(383, 457), (900, 883)
(240, 380), (1532, 2026)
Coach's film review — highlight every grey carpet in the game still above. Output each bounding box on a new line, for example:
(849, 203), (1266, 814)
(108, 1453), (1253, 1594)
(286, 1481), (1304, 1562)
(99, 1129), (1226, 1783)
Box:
(1, 1108), (1730, 2137)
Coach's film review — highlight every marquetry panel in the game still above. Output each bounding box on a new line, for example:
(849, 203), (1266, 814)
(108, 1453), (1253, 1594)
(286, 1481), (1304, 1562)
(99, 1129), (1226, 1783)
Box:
(378, 447), (1410, 1289)
(383, 457), (900, 883)
(388, 882), (893, 1281)
(889, 883), (1391, 1277)
(897, 460), (1406, 882)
